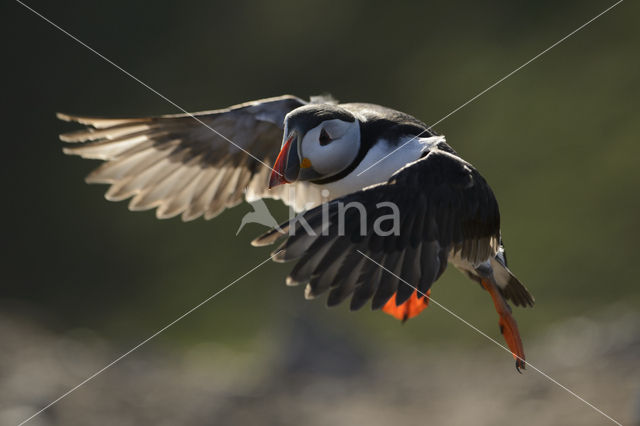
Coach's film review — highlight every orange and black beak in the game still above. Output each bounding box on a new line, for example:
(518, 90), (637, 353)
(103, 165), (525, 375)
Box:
(269, 133), (300, 189)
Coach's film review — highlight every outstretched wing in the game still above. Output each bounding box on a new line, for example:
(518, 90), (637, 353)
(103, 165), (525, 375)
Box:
(256, 150), (501, 311)
(59, 94), (323, 220)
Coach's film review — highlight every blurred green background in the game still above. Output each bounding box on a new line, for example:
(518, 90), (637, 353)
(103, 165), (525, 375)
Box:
(3, 1), (639, 425)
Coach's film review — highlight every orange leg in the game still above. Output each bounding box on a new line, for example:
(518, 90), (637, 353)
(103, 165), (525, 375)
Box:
(382, 289), (430, 322)
(481, 279), (526, 371)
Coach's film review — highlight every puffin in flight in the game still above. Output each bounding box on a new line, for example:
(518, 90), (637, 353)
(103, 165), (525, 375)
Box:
(58, 94), (534, 370)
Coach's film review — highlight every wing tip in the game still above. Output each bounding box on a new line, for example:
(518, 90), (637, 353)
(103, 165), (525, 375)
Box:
(251, 226), (289, 247)
(270, 248), (287, 262)
(56, 112), (74, 122)
(56, 112), (150, 129)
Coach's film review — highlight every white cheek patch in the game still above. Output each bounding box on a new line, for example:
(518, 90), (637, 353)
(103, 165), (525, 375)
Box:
(301, 121), (360, 176)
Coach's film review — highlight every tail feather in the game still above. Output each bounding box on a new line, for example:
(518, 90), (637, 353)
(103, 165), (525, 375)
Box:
(500, 271), (535, 307)
(490, 257), (535, 308)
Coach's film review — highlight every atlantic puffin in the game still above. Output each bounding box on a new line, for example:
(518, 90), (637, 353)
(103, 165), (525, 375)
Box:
(58, 94), (534, 370)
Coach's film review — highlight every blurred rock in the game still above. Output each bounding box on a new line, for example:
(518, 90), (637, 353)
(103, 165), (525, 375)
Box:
(1, 306), (638, 426)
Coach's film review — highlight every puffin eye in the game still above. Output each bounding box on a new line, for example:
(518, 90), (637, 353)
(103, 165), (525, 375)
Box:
(319, 128), (333, 146)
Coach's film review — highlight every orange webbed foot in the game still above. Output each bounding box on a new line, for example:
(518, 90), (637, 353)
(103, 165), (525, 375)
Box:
(481, 279), (526, 371)
(382, 289), (430, 322)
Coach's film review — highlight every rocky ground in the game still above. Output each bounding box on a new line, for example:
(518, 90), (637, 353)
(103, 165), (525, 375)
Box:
(1, 305), (638, 426)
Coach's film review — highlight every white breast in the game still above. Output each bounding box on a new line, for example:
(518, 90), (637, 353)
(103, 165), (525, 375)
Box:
(318, 135), (445, 200)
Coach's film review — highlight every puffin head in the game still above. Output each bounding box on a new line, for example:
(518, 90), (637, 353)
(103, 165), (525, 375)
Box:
(269, 104), (361, 188)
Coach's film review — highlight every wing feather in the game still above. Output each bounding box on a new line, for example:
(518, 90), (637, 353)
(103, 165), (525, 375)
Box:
(258, 150), (501, 311)
(58, 95), (318, 219)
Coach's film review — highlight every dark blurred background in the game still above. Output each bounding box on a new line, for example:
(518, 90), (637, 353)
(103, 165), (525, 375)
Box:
(2, 1), (639, 425)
